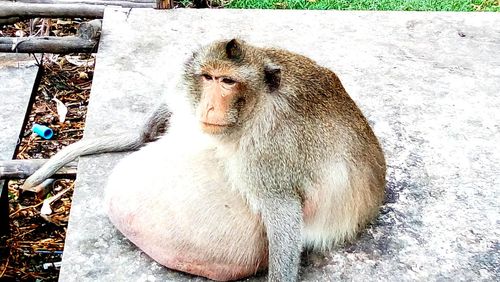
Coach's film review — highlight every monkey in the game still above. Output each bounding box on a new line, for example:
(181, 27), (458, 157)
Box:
(24, 39), (386, 281)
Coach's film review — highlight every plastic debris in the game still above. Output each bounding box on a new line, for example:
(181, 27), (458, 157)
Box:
(42, 261), (62, 270)
(32, 123), (54, 139)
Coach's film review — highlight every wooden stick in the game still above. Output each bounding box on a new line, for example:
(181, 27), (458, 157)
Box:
(14, 0), (155, 8)
(0, 17), (21, 25)
(0, 36), (98, 53)
(78, 19), (102, 40)
(0, 3), (105, 20)
(0, 159), (77, 180)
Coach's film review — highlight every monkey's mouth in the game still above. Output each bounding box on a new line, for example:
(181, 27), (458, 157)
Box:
(200, 122), (233, 134)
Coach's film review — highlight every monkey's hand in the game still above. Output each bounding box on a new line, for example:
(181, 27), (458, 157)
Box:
(261, 195), (303, 282)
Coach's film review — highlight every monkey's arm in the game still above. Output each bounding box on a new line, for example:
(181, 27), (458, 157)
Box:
(261, 195), (303, 281)
(22, 103), (171, 190)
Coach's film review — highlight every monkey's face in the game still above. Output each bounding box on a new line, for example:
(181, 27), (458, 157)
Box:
(184, 39), (281, 137)
(196, 71), (247, 135)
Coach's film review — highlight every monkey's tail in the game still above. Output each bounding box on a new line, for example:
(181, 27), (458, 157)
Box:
(22, 133), (146, 190)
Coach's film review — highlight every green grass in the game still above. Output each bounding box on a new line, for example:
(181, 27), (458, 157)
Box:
(225, 0), (500, 11)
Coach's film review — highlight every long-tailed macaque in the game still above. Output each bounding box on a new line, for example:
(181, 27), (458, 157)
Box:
(24, 39), (386, 281)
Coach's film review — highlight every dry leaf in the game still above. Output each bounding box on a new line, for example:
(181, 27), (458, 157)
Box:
(52, 97), (68, 122)
(65, 55), (95, 67)
(79, 72), (89, 79)
(15, 30), (25, 37)
(56, 19), (73, 25)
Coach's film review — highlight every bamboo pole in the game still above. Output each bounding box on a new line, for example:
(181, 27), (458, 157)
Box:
(0, 159), (77, 180)
(0, 3), (106, 20)
(0, 36), (98, 53)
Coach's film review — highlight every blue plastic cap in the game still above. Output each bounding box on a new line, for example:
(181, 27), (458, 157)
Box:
(32, 123), (54, 140)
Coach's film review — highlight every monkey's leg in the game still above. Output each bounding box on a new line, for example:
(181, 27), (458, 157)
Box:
(104, 137), (268, 281)
(300, 161), (385, 250)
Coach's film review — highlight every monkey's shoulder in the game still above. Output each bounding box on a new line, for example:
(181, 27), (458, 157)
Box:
(264, 48), (323, 71)
(263, 48), (344, 90)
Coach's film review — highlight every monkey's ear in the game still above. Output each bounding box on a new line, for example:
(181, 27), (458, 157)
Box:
(225, 39), (243, 61)
(264, 64), (281, 92)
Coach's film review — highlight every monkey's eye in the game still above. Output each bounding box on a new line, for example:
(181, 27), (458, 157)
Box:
(201, 74), (213, 80)
(222, 78), (236, 85)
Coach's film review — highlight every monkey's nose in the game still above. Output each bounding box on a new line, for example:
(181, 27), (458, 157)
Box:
(205, 106), (215, 118)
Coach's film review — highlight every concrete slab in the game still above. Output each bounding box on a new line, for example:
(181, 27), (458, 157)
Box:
(0, 53), (38, 160)
(0, 53), (39, 234)
(59, 9), (500, 281)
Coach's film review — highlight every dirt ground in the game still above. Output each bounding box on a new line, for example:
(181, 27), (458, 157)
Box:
(0, 19), (93, 281)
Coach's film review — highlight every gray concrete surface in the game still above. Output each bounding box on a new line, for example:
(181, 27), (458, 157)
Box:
(0, 53), (38, 160)
(0, 54), (39, 234)
(59, 9), (500, 281)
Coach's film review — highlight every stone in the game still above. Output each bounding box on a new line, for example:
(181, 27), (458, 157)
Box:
(59, 9), (500, 281)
